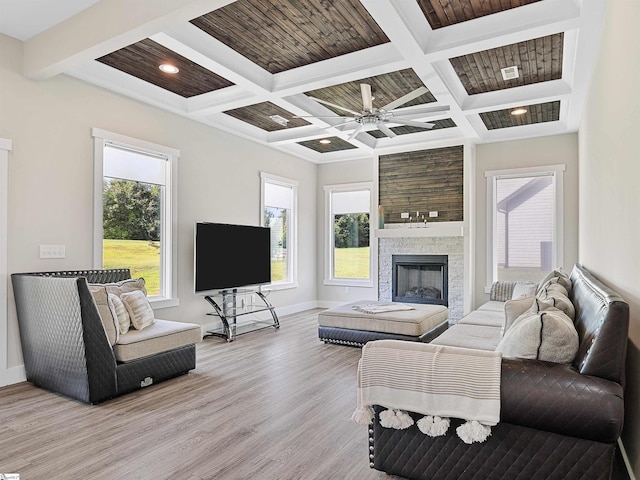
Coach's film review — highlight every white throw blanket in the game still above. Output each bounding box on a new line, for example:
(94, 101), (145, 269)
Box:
(352, 303), (415, 314)
(352, 340), (502, 444)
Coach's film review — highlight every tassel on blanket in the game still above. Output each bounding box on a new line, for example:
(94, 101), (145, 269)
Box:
(379, 409), (414, 430)
(351, 406), (375, 425)
(456, 420), (492, 444)
(417, 415), (450, 437)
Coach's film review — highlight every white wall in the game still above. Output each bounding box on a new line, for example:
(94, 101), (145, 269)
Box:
(579, 1), (640, 475)
(0, 33), (318, 372)
(474, 134), (579, 308)
(316, 158), (377, 305)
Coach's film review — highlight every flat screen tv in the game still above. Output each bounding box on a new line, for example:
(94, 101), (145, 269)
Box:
(194, 222), (271, 293)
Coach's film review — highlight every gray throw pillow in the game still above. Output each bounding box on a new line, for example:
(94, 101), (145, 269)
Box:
(496, 309), (579, 364)
(536, 269), (571, 294)
(502, 296), (534, 337)
(109, 293), (131, 335)
(88, 285), (119, 346)
(536, 288), (575, 320)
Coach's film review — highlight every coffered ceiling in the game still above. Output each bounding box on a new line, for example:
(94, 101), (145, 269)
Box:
(3, 0), (607, 163)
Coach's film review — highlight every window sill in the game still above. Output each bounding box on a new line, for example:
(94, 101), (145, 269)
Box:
(149, 297), (180, 309)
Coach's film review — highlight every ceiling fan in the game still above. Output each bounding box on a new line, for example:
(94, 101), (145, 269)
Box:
(297, 84), (449, 140)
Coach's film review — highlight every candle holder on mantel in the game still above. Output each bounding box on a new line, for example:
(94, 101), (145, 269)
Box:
(377, 205), (385, 229)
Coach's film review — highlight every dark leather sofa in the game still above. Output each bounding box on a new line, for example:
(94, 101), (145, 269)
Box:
(368, 264), (629, 480)
(12, 269), (199, 404)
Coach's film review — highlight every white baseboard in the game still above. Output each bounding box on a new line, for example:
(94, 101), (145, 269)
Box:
(0, 364), (26, 387)
(618, 438), (637, 480)
(317, 300), (346, 309)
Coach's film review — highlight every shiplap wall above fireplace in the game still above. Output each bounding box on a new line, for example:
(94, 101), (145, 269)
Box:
(378, 146), (464, 225)
(374, 142), (474, 316)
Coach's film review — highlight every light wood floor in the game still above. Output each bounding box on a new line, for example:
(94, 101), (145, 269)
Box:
(0, 310), (392, 480)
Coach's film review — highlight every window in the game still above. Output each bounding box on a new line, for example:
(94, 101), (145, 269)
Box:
(324, 183), (373, 286)
(261, 172), (298, 288)
(92, 129), (178, 308)
(486, 165), (565, 287)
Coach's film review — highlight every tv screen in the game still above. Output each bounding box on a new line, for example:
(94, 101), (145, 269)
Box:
(194, 222), (271, 292)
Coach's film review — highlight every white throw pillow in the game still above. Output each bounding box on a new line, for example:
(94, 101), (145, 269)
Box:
(109, 293), (131, 335)
(496, 310), (579, 364)
(120, 290), (155, 330)
(511, 282), (537, 300)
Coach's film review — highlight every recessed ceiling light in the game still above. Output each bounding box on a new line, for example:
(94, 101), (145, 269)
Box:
(159, 64), (179, 74)
(510, 107), (528, 116)
(319, 139), (331, 144)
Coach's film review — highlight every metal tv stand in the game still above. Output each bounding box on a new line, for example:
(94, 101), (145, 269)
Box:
(203, 288), (280, 342)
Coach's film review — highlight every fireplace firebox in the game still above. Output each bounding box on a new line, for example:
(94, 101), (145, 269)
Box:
(392, 255), (448, 306)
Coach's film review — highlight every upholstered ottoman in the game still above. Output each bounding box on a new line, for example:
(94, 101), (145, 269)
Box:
(318, 301), (449, 347)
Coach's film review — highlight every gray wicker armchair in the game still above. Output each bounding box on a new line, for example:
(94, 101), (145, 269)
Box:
(12, 269), (199, 404)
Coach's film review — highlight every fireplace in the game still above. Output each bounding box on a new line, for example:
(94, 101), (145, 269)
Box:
(392, 255), (448, 306)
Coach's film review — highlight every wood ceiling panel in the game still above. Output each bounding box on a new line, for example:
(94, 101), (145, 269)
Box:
(297, 137), (358, 153)
(479, 101), (560, 129)
(417, 0), (542, 29)
(450, 33), (563, 95)
(223, 102), (311, 132)
(367, 118), (456, 138)
(190, 0), (389, 74)
(306, 69), (436, 115)
(96, 39), (233, 98)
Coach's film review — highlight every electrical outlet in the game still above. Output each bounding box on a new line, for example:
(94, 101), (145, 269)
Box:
(429, 211), (438, 218)
(401, 212), (409, 219)
(40, 245), (65, 259)
(345, 287), (350, 294)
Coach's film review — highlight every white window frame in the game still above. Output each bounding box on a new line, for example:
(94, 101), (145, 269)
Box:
(260, 172), (298, 290)
(485, 164), (565, 292)
(92, 128), (179, 308)
(323, 182), (374, 287)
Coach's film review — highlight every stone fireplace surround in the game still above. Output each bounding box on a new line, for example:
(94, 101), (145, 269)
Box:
(379, 235), (464, 322)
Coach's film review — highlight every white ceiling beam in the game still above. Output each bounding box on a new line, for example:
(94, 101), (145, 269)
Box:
(461, 80), (572, 114)
(23, 0), (235, 79)
(273, 43), (408, 96)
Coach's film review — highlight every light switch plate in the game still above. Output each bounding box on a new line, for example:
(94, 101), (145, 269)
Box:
(40, 245), (65, 259)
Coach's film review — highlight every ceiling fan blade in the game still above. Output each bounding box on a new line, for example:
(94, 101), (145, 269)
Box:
(381, 86), (429, 111)
(361, 84), (373, 112)
(348, 124), (364, 141)
(331, 119), (358, 128)
(308, 96), (360, 116)
(388, 118), (435, 129)
(293, 115), (355, 119)
(377, 123), (397, 138)
(390, 104), (450, 118)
